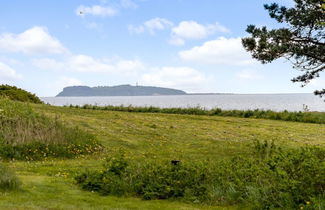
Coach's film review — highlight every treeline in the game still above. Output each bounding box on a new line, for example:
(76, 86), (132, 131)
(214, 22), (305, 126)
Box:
(68, 104), (325, 124)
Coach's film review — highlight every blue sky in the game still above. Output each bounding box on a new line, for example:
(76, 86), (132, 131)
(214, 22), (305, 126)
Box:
(0, 0), (322, 96)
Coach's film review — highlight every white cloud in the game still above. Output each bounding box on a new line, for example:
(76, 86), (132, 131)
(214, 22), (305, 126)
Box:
(236, 69), (264, 80)
(128, 18), (173, 34)
(128, 25), (145, 34)
(55, 77), (83, 88)
(76, 5), (118, 17)
(32, 58), (65, 71)
(33, 55), (144, 74)
(0, 26), (68, 55)
(309, 78), (325, 88)
(0, 62), (22, 81)
(141, 66), (209, 92)
(0, 56), (23, 66)
(129, 19), (229, 45)
(49, 77), (83, 97)
(170, 21), (229, 46)
(168, 37), (185, 46)
(179, 37), (255, 65)
(120, 0), (138, 9)
(144, 18), (174, 34)
(172, 21), (229, 39)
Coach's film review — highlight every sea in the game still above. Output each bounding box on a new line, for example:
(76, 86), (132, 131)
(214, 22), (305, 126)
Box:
(41, 93), (325, 112)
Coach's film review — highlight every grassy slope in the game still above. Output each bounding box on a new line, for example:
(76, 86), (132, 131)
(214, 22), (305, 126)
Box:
(1, 104), (324, 209)
(0, 85), (42, 104)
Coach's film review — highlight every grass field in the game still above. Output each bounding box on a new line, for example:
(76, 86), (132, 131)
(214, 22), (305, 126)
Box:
(1, 103), (324, 209)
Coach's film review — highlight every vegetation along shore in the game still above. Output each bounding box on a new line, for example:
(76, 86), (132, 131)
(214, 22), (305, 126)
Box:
(68, 104), (325, 124)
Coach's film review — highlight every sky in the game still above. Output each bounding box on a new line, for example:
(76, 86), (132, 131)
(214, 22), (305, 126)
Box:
(0, 0), (323, 96)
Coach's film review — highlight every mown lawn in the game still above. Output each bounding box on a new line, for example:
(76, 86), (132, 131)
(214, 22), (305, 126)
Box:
(1, 104), (324, 209)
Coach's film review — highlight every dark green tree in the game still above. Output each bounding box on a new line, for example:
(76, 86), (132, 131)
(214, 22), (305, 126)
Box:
(242, 0), (325, 96)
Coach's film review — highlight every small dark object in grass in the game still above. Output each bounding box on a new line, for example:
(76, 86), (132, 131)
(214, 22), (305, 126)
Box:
(171, 160), (180, 165)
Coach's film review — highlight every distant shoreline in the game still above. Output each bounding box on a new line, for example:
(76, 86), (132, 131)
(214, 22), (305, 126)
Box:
(53, 93), (234, 97)
(49, 93), (315, 97)
(41, 93), (324, 112)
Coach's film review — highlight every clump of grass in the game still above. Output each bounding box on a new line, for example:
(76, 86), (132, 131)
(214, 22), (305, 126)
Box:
(0, 84), (42, 104)
(0, 163), (20, 191)
(68, 104), (325, 124)
(75, 143), (325, 209)
(0, 99), (103, 160)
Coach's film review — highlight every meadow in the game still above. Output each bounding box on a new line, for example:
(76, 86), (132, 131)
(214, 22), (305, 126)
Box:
(0, 100), (324, 209)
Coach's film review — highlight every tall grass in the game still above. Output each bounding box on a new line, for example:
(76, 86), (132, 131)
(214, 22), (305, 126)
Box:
(0, 99), (103, 160)
(0, 163), (20, 191)
(75, 142), (325, 209)
(69, 104), (325, 124)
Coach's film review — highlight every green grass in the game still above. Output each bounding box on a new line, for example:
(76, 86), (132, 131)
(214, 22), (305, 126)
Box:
(0, 102), (324, 209)
(0, 99), (102, 160)
(0, 174), (228, 210)
(0, 163), (20, 191)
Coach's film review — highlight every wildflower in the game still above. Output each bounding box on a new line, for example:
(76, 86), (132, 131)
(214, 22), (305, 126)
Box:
(306, 201), (310, 205)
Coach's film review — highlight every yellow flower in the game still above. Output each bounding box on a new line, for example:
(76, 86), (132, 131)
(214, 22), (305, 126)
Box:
(306, 201), (310, 205)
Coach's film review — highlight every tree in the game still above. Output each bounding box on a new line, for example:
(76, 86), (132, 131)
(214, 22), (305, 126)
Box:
(242, 0), (325, 96)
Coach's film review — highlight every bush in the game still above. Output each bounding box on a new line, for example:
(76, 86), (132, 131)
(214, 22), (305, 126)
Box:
(75, 143), (325, 209)
(0, 163), (20, 191)
(0, 85), (42, 104)
(0, 99), (103, 160)
(214, 145), (325, 209)
(75, 154), (211, 201)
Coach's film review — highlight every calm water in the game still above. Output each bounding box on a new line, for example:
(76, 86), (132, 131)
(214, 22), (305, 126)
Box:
(41, 94), (325, 112)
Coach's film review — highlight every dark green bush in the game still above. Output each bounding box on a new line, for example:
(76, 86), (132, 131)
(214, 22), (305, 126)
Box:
(0, 163), (20, 191)
(0, 85), (42, 104)
(214, 145), (325, 209)
(0, 99), (103, 160)
(68, 104), (325, 124)
(75, 143), (325, 209)
(75, 154), (211, 201)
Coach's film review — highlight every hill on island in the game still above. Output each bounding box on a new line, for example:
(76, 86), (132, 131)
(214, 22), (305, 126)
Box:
(56, 85), (187, 97)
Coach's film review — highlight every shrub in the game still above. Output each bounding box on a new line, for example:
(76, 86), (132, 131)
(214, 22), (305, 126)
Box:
(0, 163), (20, 191)
(0, 85), (42, 104)
(0, 99), (103, 160)
(75, 155), (211, 201)
(213, 146), (325, 209)
(75, 143), (325, 209)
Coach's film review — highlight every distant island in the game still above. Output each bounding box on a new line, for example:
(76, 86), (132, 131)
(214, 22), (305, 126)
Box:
(56, 85), (187, 97)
